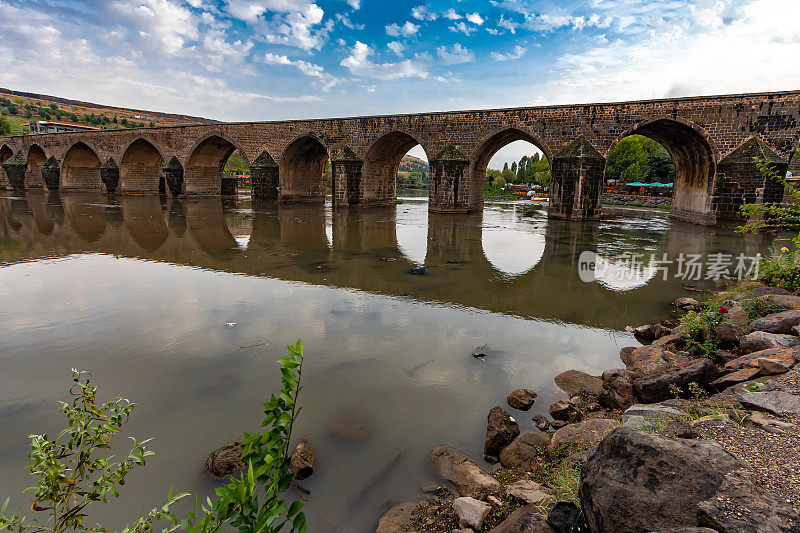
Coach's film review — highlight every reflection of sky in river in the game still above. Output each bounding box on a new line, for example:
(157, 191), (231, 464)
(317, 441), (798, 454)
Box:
(481, 204), (546, 277)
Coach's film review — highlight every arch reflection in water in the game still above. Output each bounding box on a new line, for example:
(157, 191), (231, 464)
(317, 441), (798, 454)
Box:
(481, 205), (547, 277)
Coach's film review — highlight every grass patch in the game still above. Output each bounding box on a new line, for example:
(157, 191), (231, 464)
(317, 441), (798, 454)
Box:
(529, 445), (586, 505)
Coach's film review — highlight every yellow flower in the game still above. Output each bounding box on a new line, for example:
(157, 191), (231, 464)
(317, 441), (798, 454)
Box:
(781, 247), (790, 253)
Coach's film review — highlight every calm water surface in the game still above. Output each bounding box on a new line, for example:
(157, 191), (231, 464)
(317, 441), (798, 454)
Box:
(0, 191), (774, 531)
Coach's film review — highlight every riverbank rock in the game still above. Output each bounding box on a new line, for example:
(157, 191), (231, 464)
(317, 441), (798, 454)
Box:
(553, 370), (604, 398)
(757, 293), (800, 311)
(758, 357), (794, 375)
(506, 480), (550, 505)
(290, 440), (315, 480)
(532, 415), (550, 431)
(430, 445), (502, 498)
(621, 403), (688, 430)
(488, 505), (554, 532)
(740, 331), (800, 353)
(674, 297), (701, 311)
(579, 427), (745, 532)
(622, 344), (689, 375)
(736, 391), (800, 416)
(499, 431), (551, 469)
(598, 368), (637, 411)
(710, 367), (762, 390)
(634, 358), (718, 403)
(453, 497), (490, 530)
(549, 400), (578, 421)
(546, 501), (587, 533)
(751, 286), (791, 297)
(376, 498), (427, 533)
(205, 441), (245, 478)
(697, 470), (800, 532)
(507, 389), (537, 410)
(548, 418), (619, 455)
(748, 309), (800, 334)
(484, 406), (520, 457)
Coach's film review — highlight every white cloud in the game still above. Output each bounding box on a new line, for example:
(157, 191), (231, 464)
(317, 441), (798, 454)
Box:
(262, 52), (340, 90)
(198, 29), (254, 71)
(490, 45), (526, 61)
(449, 22), (476, 35)
(112, 0), (199, 54)
(387, 41), (406, 57)
(466, 13), (485, 25)
(411, 5), (438, 21)
(436, 43), (475, 65)
(386, 21), (420, 37)
(336, 12), (364, 30)
(497, 15), (518, 34)
(340, 41), (429, 79)
(346, 0), (361, 9)
(443, 8), (461, 20)
(486, 28), (500, 35)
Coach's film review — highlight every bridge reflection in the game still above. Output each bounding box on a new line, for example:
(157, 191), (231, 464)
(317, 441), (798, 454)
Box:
(0, 193), (768, 329)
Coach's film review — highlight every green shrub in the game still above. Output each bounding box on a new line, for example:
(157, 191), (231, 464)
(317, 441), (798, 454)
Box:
(758, 248), (800, 291)
(741, 294), (780, 319)
(680, 307), (727, 358)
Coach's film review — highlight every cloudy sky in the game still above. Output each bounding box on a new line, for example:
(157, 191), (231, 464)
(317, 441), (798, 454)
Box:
(1, 0), (799, 165)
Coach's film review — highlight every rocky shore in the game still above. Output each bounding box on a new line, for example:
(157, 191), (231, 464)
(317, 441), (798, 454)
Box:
(601, 193), (671, 208)
(377, 281), (800, 532)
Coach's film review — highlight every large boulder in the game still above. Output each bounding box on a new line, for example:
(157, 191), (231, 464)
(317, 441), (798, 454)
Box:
(499, 431), (551, 469)
(507, 388), (537, 410)
(429, 445), (502, 498)
(205, 442), (245, 478)
(633, 358), (718, 403)
(736, 391), (800, 416)
(750, 286), (791, 297)
(748, 309), (800, 334)
(484, 406), (520, 457)
(756, 293), (800, 311)
(739, 331), (800, 353)
(622, 344), (689, 375)
(697, 470), (800, 532)
(548, 418), (620, 455)
(546, 501), (587, 533)
(621, 403), (687, 430)
(553, 370), (604, 398)
(549, 400), (578, 421)
(598, 369), (637, 411)
(579, 427), (745, 532)
(488, 505), (555, 532)
(709, 367), (761, 390)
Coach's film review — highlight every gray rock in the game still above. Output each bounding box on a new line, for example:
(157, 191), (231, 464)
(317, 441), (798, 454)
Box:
(709, 367), (761, 390)
(758, 357), (793, 375)
(453, 497), (491, 530)
(487, 505), (555, 532)
(715, 322), (741, 349)
(532, 415), (550, 431)
(634, 358), (718, 403)
(736, 391), (800, 416)
(622, 344), (689, 375)
(579, 427), (745, 532)
(430, 445), (502, 498)
(507, 389), (537, 410)
(743, 411), (795, 435)
(548, 400), (578, 421)
(756, 293), (800, 311)
(505, 480), (550, 505)
(674, 297), (701, 310)
(546, 501), (586, 533)
(748, 309), (800, 334)
(553, 369), (604, 398)
(621, 403), (687, 430)
(740, 331), (800, 353)
(548, 418), (620, 455)
(751, 286), (791, 297)
(499, 431), (551, 469)
(697, 470), (800, 532)
(484, 406), (520, 456)
(598, 368), (637, 411)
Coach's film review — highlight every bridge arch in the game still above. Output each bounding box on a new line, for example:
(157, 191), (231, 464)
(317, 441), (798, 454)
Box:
(185, 134), (247, 196)
(119, 138), (165, 193)
(469, 127), (553, 209)
(26, 145), (47, 189)
(61, 142), (103, 191)
(608, 117), (719, 223)
(279, 134), (329, 202)
(361, 131), (431, 206)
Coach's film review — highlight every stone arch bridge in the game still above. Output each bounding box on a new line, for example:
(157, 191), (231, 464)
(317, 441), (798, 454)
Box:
(1, 90), (798, 225)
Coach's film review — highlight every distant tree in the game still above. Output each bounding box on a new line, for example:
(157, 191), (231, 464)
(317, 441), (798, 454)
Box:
(492, 175), (506, 189)
(648, 151), (674, 181)
(37, 108), (51, 120)
(324, 159), (332, 186)
(516, 156), (527, 182)
(5, 103), (18, 115)
(503, 162), (509, 172)
(501, 168), (516, 183)
(485, 168), (502, 186)
(49, 103), (57, 110)
(113, 115), (118, 124)
(149, 121), (155, 128)
(0, 116), (11, 135)
(511, 161), (517, 174)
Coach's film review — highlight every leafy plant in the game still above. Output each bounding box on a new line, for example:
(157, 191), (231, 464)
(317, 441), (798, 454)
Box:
(757, 248), (800, 291)
(679, 307), (727, 358)
(743, 381), (764, 393)
(741, 294), (781, 319)
(738, 157), (800, 242)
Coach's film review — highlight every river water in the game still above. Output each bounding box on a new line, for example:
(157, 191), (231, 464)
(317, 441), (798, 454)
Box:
(0, 191), (775, 531)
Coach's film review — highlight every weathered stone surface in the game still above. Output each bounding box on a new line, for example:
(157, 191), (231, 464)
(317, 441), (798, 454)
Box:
(622, 344), (689, 375)
(715, 322), (741, 349)
(750, 286), (792, 297)
(499, 432), (551, 469)
(724, 304), (748, 329)
(710, 367), (761, 390)
(453, 497), (491, 530)
(546, 501), (586, 533)
(697, 470), (800, 532)
(505, 480), (550, 505)
(553, 369), (604, 398)
(532, 415), (550, 431)
(621, 403), (687, 430)
(756, 293), (800, 311)
(205, 441), (245, 478)
(548, 400), (578, 421)
(485, 406), (520, 456)
(758, 357), (794, 375)
(290, 440), (315, 480)
(579, 427), (745, 532)
(487, 505), (555, 532)
(430, 445), (502, 498)
(740, 331), (800, 353)
(376, 498), (426, 533)
(674, 297), (701, 310)
(507, 389), (537, 410)
(598, 368), (637, 411)
(634, 358), (718, 403)
(748, 309), (800, 334)
(548, 418), (620, 455)
(736, 391), (800, 416)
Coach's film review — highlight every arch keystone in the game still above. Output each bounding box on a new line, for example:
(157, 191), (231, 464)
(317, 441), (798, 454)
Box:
(251, 150), (279, 200)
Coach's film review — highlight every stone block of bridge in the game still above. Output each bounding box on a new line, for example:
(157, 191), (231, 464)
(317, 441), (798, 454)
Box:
(548, 137), (605, 221)
(332, 146), (362, 207)
(101, 158), (120, 194)
(250, 150), (279, 200)
(41, 156), (60, 190)
(3, 151), (27, 191)
(429, 145), (471, 213)
(163, 157), (184, 196)
(713, 136), (788, 221)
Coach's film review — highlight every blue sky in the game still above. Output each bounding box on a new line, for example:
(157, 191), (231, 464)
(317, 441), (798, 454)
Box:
(1, 0), (799, 166)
